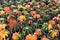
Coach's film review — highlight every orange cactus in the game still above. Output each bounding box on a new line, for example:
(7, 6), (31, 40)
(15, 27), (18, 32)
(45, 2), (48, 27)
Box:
(29, 34), (37, 40)
(34, 29), (42, 36)
(0, 24), (7, 31)
(30, 11), (37, 16)
(9, 20), (17, 25)
(0, 11), (5, 15)
(41, 36), (49, 40)
(17, 15), (26, 22)
(26, 34), (37, 40)
(29, 35), (37, 40)
(25, 34), (32, 40)
(12, 32), (19, 40)
(28, 2), (32, 5)
(49, 20), (55, 25)
(4, 7), (10, 13)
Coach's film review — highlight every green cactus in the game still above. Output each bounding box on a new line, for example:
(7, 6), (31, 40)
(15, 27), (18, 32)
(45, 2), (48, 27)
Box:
(22, 26), (33, 36)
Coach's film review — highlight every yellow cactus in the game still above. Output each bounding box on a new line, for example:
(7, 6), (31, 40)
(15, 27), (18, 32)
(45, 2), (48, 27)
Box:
(2, 24), (7, 29)
(13, 9), (18, 13)
(50, 30), (58, 38)
(17, 5), (23, 9)
(0, 30), (9, 39)
(5, 30), (9, 37)
(48, 24), (53, 30)
(33, 14), (40, 19)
